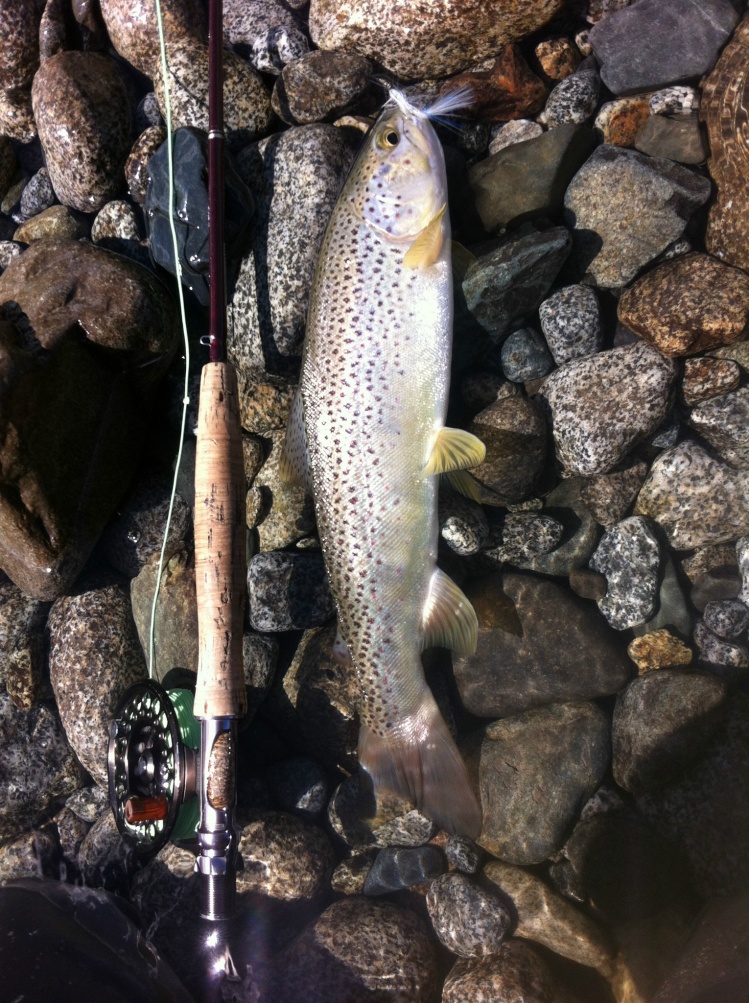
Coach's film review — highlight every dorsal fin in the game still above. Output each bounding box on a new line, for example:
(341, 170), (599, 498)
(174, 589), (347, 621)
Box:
(421, 568), (478, 656)
(424, 426), (485, 477)
(403, 204), (447, 269)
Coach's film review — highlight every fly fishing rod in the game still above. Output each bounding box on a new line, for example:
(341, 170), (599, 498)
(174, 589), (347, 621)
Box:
(108, 0), (247, 922)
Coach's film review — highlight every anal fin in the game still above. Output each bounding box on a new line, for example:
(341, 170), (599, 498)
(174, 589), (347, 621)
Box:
(422, 568), (478, 657)
(279, 388), (310, 489)
(403, 204), (447, 269)
(424, 426), (485, 477)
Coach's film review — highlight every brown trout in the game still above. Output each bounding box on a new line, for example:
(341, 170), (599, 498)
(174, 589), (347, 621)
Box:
(283, 89), (484, 836)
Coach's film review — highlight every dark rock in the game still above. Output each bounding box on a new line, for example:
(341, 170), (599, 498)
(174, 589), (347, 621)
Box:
(539, 58), (601, 128)
(134, 92), (163, 132)
(327, 775), (437, 850)
(364, 845), (446, 895)
(0, 581), (50, 710)
(248, 551), (334, 631)
(579, 460), (648, 528)
(688, 388), (749, 469)
(66, 784), (108, 824)
(703, 598), (749, 639)
(638, 553), (693, 637)
(0, 0), (40, 141)
(442, 940), (574, 1003)
(243, 631), (279, 716)
(237, 811), (335, 901)
(441, 44), (547, 123)
(590, 515), (661, 630)
(467, 396), (547, 506)
(54, 805), (90, 870)
(78, 810), (137, 893)
(525, 478), (601, 576)
(588, 0), (739, 95)
(635, 113), (708, 164)
(693, 620), (749, 683)
(425, 872), (511, 957)
(331, 849), (378, 895)
(272, 49), (372, 125)
(500, 326), (555, 382)
(265, 756), (329, 819)
(478, 701), (610, 864)
(538, 282), (602, 364)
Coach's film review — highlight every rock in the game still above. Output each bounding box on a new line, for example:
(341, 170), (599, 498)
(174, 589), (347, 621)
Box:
(488, 118), (543, 155)
(459, 371), (520, 414)
(650, 86), (701, 117)
(331, 850), (378, 895)
(500, 326), (555, 382)
(65, 785), (108, 824)
(682, 357), (741, 405)
(228, 125), (357, 376)
(252, 430), (316, 551)
(538, 283), (602, 364)
(425, 873), (511, 958)
(539, 342), (677, 477)
(272, 49), (372, 125)
(627, 629), (693, 673)
(48, 584), (148, 785)
(639, 553), (693, 638)
(270, 897), (439, 1002)
(538, 58), (600, 128)
(579, 460), (648, 528)
(445, 835), (481, 874)
(248, 551), (334, 632)
(125, 126), (167, 205)
(308, 0), (567, 80)
(535, 36), (582, 83)
(364, 845), (446, 895)
(469, 126), (597, 232)
(693, 620), (749, 682)
(466, 397), (547, 506)
(0, 692), (82, 842)
(594, 95), (651, 146)
(739, 537), (749, 607)
(0, 240), (22, 271)
(0, 0), (40, 141)
(223, 0), (308, 72)
(688, 388), (749, 469)
(32, 52), (131, 213)
(454, 574), (630, 718)
(13, 205), (86, 242)
(564, 144), (711, 288)
(525, 479), (602, 576)
(478, 701), (610, 864)
(442, 940), (574, 1003)
(237, 811), (335, 901)
(589, 516), (661, 630)
(612, 670), (727, 794)
(635, 114), (708, 165)
(439, 491), (489, 555)
(327, 775), (438, 850)
(0, 582), (50, 710)
(483, 512), (564, 567)
(441, 45), (547, 123)
(588, 0), (739, 95)
(702, 17), (749, 272)
(704, 599), (749, 639)
(100, 0), (204, 75)
(91, 199), (143, 253)
(78, 810), (138, 893)
(483, 860), (614, 973)
(19, 168), (55, 220)
(265, 756), (328, 819)
(0, 239), (178, 599)
(635, 440), (749, 549)
(54, 805), (90, 870)
(130, 550), (198, 681)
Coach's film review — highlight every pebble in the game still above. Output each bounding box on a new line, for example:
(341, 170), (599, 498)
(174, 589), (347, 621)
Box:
(579, 460), (648, 528)
(682, 357), (741, 405)
(439, 491), (489, 555)
(445, 835), (481, 874)
(248, 551), (334, 631)
(589, 516), (661, 630)
(308, 0), (567, 79)
(649, 86), (700, 117)
(500, 326), (555, 382)
(627, 629), (693, 673)
(0, 0), (39, 141)
(564, 145), (712, 288)
(538, 58), (601, 128)
(0, 829), (59, 882)
(65, 784), (108, 824)
(478, 701), (610, 864)
(129, 550), (198, 681)
(0, 692), (82, 842)
(534, 36), (582, 83)
(265, 756), (329, 819)
(425, 873), (511, 958)
(0, 240), (21, 272)
(636, 440), (749, 549)
(91, 199), (142, 247)
(488, 118), (543, 155)
(364, 845), (446, 895)
(469, 125), (596, 231)
(0, 582), (50, 710)
(641, 553), (693, 638)
(13, 205), (86, 243)
(539, 342), (677, 476)
(125, 126), (167, 204)
(442, 940), (571, 1003)
(19, 168), (55, 220)
(738, 536), (749, 607)
(32, 51), (131, 213)
(483, 512), (564, 566)
(588, 0), (739, 95)
(635, 113), (708, 165)
(467, 396), (547, 506)
(693, 620), (749, 682)
(594, 95), (651, 146)
(237, 811), (335, 901)
(229, 125), (357, 376)
(442, 45), (547, 123)
(251, 429), (316, 550)
(710, 339), (749, 373)
(270, 897), (439, 1002)
(612, 670), (727, 794)
(236, 368), (296, 434)
(688, 387), (749, 469)
(134, 92), (163, 132)
(538, 283), (602, 364)
(331, 850), (378, 895)
(525, 479), (601, 576)
(253, 24), (311, 75)
(272, 49), (372, 125)
(99, 0), (204, 77)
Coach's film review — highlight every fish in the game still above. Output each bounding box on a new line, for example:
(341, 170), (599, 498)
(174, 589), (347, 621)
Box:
(282, 88), (484, 837)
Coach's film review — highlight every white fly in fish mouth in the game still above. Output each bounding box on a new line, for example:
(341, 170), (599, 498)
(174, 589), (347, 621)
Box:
(282, 88), (484, 838)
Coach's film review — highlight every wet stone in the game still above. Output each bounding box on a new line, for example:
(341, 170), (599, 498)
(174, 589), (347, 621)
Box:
(364, 845), (446, 895)
(425, 873), (511, 958)
(0, 582), (50, 711)
(265, 756), (329, 819)
(439, 491), (489, 556)
(627, 629), (693, 673)
(135, 92), (163, 132)
(484, 512), (564, 566)
(579, 460), (648, 528)
(478, 701), (611, 864)
(19, 167), (55, 220)
(641, 553), (693, 637)
(650, 85), (701, 117)
(500, 326), (555, 382)
(331, 850), (378, 895)
(594, 95), (651, 146)
(252, 429), (316, 551)
(253, 23), (311, 75)
(693, 620), (749, 683)
(564, 145), (711, 288)
(54, 806), (90, 870)
(237, 811), (335, 901)
(739, 537), (749, 607)
(538, 283), (602, 364)
(488, 118), (542, 155)
(445, 835), (481, 874)
(91, 199), (142, 248)
(13, 205), (86, 243)
(688, 388), (749, 469)
(0, 0), (40, 142)
(78, 810), (136, 893)
(467, 396), (547, 507)
(635, 114), (708, 165)
(125, 126), (167, 205)
(589, 516), (661, 631)
(0, 241), (22, 271)
(612, 670), (727, 794)
(525, 479), (602, 577)
(272, 49), (372, 125)
(538, 59), (600, 128)
(682, 357), (741, 406)
(534, 36), (582, 83)
(442, 941), (569, 1003)
(0, 829), (60, 882)
(248, 551), (334, 632)
(99, 0), (204, 78)
(130, 550), (198, 681)
(237, 368), (296, 434)
(459, 371), (519, 415)
(65, 784), (108, 824)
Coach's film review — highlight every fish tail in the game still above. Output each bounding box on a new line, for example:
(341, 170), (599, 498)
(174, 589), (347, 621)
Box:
(358, 694), (481, 839)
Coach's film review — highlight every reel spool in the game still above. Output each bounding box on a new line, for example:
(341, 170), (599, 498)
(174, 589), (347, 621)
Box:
(108, 676), (201, 854)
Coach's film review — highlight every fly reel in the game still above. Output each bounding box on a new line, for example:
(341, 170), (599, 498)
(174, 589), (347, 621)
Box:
(108, 676), (200, 855)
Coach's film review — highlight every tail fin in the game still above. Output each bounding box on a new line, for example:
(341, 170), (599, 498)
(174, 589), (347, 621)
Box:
(358, 695), (481, 839)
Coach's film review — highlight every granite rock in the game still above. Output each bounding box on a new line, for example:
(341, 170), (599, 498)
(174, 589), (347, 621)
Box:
(272, 49), (372, 125)
(650, 86), (701, 117)
(0, 582), (50, 710)
(223, 0), (307, 70)
(467, 396), (547, 506)
(488, 118), (543, 155)
(688, 387), (749, 468)
(442, 941), (573, 1003)
(265, 756), (329, 819)
(251, 429), (316, 551)
(693, 620), (749, 682)
(130, 550), (199, 681)
(331, 850), (378, 895)
(0, 829), (58, 882)
(500, 326), (555, 382)
(425, 873), (511, 958)
(237, 811), (335, 901)
(538, 59), (601, 128)
(248, 551), (334, 632)
(445, 835), (481, 875)
(125, 126), (167, 205)
(0, 0), (40, 141)
(19, 168), (55, 221)
(439, 491), (489, 556)
(703, 598), (749, 639)
(538, 283), (602, 364)
(579, 460), (648, 528)
(99, 0), (204, 76)
(682, 357), (741, 405)
(14, 205), (86, 243)
(482, 512), (564, 567)
(535, 36), (582, 83)
(594, 95), (651, 146)
(590, 516), (661, 630)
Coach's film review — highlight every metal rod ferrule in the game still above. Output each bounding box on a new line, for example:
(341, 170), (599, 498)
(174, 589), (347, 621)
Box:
(195, 717), (239, 921)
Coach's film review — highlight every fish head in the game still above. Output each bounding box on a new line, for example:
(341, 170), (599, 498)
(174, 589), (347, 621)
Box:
(349, 90), (447, 242)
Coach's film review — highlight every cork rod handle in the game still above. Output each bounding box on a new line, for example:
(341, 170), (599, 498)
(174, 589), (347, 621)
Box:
(193, 362), (247, 720)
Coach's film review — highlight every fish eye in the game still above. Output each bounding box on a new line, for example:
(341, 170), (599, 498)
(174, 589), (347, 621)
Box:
(377, 128), (400, 149)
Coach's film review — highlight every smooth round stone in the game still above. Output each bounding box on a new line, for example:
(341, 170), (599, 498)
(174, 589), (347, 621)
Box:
(125, 126), (167, 205)
(525, 478), (601, 576)
(459, 371), (519, 415)
(594, 95), (651, 146)
(688, 387), (749, 469)
(19, 168), (55, 220)
(538, 59), (600, 128)
(0, 0), (39, 141)
(224, 0), (308, 73)
(500, 327), (555, 382)
(635, 114), (708, 165)
(569, 567), (607, 601)
(535, 36), (582, 82)
(13, 205), (85, 243)
(32, 51), (131, 213)
(251, 429), (315, 551)
(693, 621), (749, 682)
(426, 873), (511, 958)
(467, 396), (547, 506)
(539, 283), (602, 364)
(272, 49), (372, 125)
(579, 460), (648, 528)
(327, 775), (437, 850)
(0, 581), (49, 711)
(91, 199), (141, 244)
(135, 92), (163, 132)
(99, 0), (204, 77)
(682, 357), (741, 405)
(265, 756), (329, 819)
(488, 118), (542, 155)
(237, 811), (335, 901)
(364, 845), (446, 895)
(252, 23), (311, 74)
(331, 849), (378, 895)
(627, 629), (693, 673)
(248, 551), (334, 631)
(443, 941), (570, 1003)
(445, 835), (481, 874)
(439, 492), (489, 556)
(590, 516), (661, 630)
(235, 369), (296, 433)
(650, 86), (700, 116)
(612, 670), (727, 794)
(65, 785), (108, 824)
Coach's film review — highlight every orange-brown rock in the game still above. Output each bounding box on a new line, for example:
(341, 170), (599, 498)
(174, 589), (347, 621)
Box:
(618, 252), (749, 356)
(534, 36), (582, 82)
(682, 357), (741, 405)
(441, 45), (548, 122)
(595, 95), (651, 146)
(627, 630), (693, 673)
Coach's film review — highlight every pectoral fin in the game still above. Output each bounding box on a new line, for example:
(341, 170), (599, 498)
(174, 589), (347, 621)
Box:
(279, 389), (310, 489)
(424, 427), (485, 477)
(422, 568), (478, 657)
(403, 204), (447, 269)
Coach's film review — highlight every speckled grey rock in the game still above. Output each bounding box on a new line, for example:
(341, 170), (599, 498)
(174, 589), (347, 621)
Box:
(0, 240), (23, 271)
(538, 283), (603, 364)
(650, 86), (700, 117)
(483, 512), (564, 567)
(467, 396), (547, 506)
(478, 701), (610, 864)
(252, 23), (311, 74)
(488, 119), (543, 154)
(0, 0), (40, 141)
(32, 52), (131, 213)
(228, 125), (357, 376)
(426, 873), (511, 958)
(483, 859), (614, 973)
(223, 0), (309, 73)
(693, 620), (749, 683)
(564, 145), (711, 287)
(270, 897), (439, 1001)
(688, 387), (749, 469)
(91, 199), (144, 258)
(251, 429), (315, 551)
(442, 940), (572, 1003)
(589, 516), (661, 630)
(327, 774), (438, 850)
(125, 126), (167, 205)
(265, 756), (328, 819)
(237, 811), (335, 901)
(703, 599), (749, 639)
(48, 584), (148, 785)
(19, 168), (55, 220)
(527, 478), (602, 576)
(682, 357), (741, 406)
(635, 114), (708, 165)
(0, 581), (50, 710)
(635, 440), (749, 549)
(738, 537), (749, 607)
(130, 550), (198, 681)
(540, 342), (677, 476)
(588, 0), (739, 95)
(500, 327), (555, 382)
(364, 845), (446, 895)
(273, 49), (372, 125)
(579, 460), (648, 528)
(99, 0), (204, 77)
(0, 692), (82, 842)
(445, 835), (481, 874)
(0, 829), (60, 881)
(54, 806), (90, 870)
(78, 809), (137, 893)
(439, 491), (489, 555)
(538, 58), (601, 127)
(248, 551), (334, 631)
(65, 784), (108, 824)
(613, 670), (727, 794)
